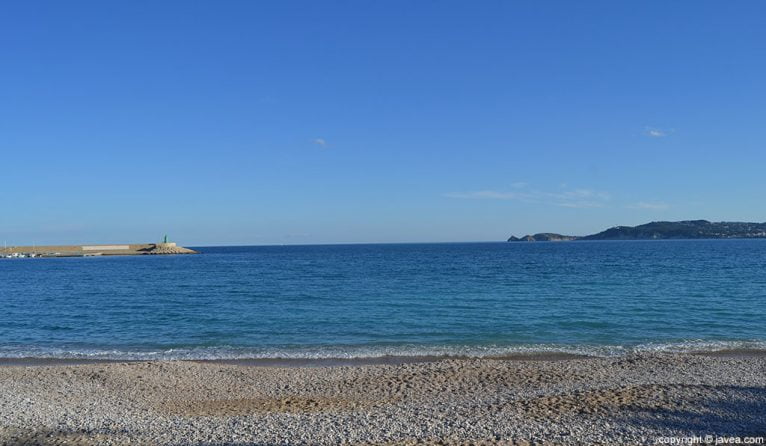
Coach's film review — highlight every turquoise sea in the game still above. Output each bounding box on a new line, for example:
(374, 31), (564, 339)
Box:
(1, 240), (765, 360)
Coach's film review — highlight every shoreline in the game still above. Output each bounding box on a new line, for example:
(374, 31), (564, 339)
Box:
(2, 348), (765, 368)
(0, 352), (587, 368)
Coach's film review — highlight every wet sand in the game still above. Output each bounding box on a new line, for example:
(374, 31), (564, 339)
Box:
(1, 353), (765, 445)
(0, 353), (585, 369)
(2, 349), (762, 368)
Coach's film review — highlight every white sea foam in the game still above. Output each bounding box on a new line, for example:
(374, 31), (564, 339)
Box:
(2, 340), (766, 361)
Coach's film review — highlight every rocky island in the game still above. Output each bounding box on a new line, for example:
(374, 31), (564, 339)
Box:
(508, 220), (766, 242)
(507, 233), (579, 242)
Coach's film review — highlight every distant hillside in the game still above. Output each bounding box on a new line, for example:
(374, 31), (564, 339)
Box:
(508, 220), (766, 242)
(582, 220), (766, 240)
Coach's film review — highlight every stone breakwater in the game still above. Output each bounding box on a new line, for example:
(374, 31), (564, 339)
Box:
(0, 353), (765, 445)
(1, 242), (197, 257)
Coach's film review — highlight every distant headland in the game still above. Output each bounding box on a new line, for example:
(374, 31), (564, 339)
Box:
(508, 220), (766, 242)
(1, 236), (197, 258)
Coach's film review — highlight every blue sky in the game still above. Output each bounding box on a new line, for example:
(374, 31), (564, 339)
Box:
(1, 1), (765, 245)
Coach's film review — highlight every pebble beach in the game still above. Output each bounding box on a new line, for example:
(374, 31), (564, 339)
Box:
(1, 352), (765, 445)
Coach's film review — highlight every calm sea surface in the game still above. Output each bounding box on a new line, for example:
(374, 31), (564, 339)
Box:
(1, 241), (765, 359)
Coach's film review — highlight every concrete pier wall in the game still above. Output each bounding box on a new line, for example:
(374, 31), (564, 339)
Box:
(1, 243), (197, 257)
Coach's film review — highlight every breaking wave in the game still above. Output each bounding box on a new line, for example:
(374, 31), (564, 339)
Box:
(2, 340), (766, 361)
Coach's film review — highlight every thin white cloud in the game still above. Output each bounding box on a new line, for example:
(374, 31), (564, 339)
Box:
(313, 138), (327, 147)
(626, 201), (670, 210)
(445, 185), (611, 208)
(556, 201), (608, 209)
(445, 190), (526, 200)
(645, 127), (672, 138)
